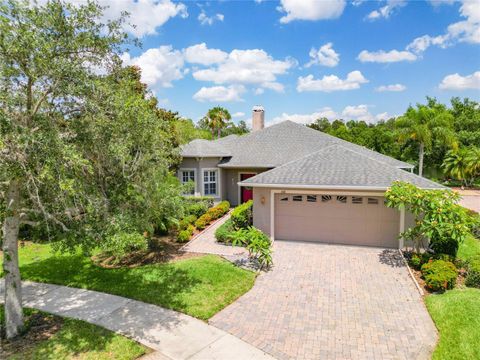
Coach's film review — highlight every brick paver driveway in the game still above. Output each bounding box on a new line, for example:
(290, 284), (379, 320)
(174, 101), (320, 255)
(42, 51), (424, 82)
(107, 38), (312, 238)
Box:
(210, 241), (437, 360)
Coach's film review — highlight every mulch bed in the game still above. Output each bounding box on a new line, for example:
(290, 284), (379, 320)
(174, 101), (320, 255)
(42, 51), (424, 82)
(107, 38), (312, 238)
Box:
(0, 311), (63, 358)
(92, 235), (202, 268)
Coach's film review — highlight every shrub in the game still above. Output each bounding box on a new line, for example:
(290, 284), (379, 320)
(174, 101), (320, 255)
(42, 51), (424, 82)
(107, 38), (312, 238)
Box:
(177, 224), (195, 243)
(102, 231), (148, 259)
(178, 215), (197, 231)
(195, 213), (213, 230)
(231, 226), (272, 269)
(465, 256), (480, 288)
(421, 260), (457, 291)
(186, 202), (208, 218)
(184, 196), (214, 208)
(231, 200), (253, 230)
(216, 201), (230, 213)
(409, 253), (423, 270)
(215, 219), (235, 243)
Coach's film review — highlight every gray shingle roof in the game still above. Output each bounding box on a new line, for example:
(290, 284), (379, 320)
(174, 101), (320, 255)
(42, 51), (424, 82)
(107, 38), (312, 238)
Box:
(241, 144), (443, 190)
(214, 121), (412, 169)
(180, 139), (231, 157)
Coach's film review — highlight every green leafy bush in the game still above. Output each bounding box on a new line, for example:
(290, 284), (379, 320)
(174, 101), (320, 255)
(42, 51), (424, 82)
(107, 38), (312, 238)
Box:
(215, 219), (235, 243)
(231, 227), (272, 269)
(185, 202), (208, 218)
(102, 232), (148, 259)
(421, 260), (457, 291)
(178, 215), (197, 231)
(194, 213), (212, 230)
(231, 200), (253, 230)
(385, 181), (475, 257)
(177, 224), (195, 243)
(465, 256), (480, 288)
(185, 196), (214, 208)
(194, 201), (230, 230)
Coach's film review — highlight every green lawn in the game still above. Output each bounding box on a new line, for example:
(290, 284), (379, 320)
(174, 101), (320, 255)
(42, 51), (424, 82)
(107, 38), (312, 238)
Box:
(1, 243), (256, 320)
(457, 235), (480, 262)
(426, 288), (480, 360)
(1, 305), (148, 360)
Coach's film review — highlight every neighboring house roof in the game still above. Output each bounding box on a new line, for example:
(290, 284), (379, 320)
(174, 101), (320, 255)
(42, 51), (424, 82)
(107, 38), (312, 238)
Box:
(181, 120), (413, 169)
(240, 144), (444, 190)
(180, 139), (231, 157)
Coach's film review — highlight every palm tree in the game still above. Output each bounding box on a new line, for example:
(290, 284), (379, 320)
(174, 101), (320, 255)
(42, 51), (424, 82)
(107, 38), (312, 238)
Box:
(396, 102), (457, 177)
(443, 146), (480, 187)
(443, 148), (472, 187)
(204, 107), (232, 139)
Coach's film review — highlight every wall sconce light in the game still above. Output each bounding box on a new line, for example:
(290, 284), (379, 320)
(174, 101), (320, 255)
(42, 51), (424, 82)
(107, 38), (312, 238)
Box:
(261, 196), (265, 204)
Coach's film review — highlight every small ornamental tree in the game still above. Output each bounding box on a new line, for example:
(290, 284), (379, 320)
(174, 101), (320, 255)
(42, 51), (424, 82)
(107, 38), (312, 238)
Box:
(385, 181), (475, 256)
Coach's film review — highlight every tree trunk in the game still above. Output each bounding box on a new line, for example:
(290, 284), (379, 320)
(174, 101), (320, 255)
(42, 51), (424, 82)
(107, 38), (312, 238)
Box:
(217, 127), (221, 139)
(418, 142), (425, 177)
(2, 179), (23, 339)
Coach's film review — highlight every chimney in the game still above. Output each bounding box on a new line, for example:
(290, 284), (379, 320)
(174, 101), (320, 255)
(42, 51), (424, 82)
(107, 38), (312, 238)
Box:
(252, 105), (265, 132)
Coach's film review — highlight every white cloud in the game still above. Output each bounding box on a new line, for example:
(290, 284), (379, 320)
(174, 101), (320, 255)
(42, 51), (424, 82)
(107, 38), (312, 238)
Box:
(297, 71), (368, 92)
(269, 107), (338, 125)
(407, 0), (480, 53)
(278, 0), (346, 23)
(102, 0), (187, 37)
(192, 49), (294, 91)
(198, 10), (224, 25)
(232, 112), (245, 118)
(406, 34), (449, 53)
(305, 43), (340, 67)
(121, 46), (184, 88)
(36, 0), (188, 37)
(357, 49), (417, 63)
(254, 88), (265, 95)
(193, 85), (245, 102)
(439, 71), (480, 90)
(341, 105), (392, 123)
(366, 0), (407, 21)
(375, 83), (407, 92)
(184, 43), (228, 65)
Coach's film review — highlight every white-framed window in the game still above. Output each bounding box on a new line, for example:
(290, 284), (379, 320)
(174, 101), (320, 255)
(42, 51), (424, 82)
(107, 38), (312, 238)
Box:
(203, 169), (218, 196)
(180, 169), (196, 195)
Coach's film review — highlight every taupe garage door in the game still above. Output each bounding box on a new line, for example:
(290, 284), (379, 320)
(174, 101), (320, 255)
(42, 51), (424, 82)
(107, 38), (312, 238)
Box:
(274, 194), (400, 248)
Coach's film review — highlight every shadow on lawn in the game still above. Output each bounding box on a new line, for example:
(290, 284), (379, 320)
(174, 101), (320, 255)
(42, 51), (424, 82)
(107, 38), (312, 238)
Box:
(19, 253), (201, 315)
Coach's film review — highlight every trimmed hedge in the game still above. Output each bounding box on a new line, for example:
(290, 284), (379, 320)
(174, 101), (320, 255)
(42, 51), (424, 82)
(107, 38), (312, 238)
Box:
(195, 201), (230, 230)
(465, 256), (480, 288)
(231, 200), (253, 230)
(177, 224), (195, 243)
(215, 219), (235, 243)
(184, 196), (214, 208)
(421, 260), (457, 292)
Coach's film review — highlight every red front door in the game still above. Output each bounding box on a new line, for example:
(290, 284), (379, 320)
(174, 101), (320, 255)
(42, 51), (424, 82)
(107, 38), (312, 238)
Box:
(240, 173), (255, 203)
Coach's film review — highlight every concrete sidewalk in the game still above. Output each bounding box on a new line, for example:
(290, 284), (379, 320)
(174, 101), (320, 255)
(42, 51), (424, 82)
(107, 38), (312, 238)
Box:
(0, 281), (274, 360)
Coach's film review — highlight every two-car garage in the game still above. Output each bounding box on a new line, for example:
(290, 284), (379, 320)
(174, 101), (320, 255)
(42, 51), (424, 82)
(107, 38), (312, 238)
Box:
(273, 193), (401, 248)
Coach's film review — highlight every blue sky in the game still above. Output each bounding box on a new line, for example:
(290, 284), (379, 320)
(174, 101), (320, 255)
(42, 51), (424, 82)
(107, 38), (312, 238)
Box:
(109, 0), (479, 125)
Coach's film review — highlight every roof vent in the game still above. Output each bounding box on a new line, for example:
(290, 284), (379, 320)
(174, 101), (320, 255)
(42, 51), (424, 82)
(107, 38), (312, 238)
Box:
(252, 105), (265, 132)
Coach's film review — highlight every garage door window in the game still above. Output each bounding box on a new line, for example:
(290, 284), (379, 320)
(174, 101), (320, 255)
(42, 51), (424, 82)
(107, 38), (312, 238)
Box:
(352, 196), (363, 204)
(321, 195), (332, 202)
(368, 198), (379, 205)
(292, 195), (303, 202)
(336, 195), (347, 204)
(280, 196), (289, 201)
(307, 195), (317, 202)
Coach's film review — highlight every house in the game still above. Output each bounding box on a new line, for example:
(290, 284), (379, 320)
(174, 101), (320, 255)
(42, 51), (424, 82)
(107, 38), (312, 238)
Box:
(178, 106), (443, 249)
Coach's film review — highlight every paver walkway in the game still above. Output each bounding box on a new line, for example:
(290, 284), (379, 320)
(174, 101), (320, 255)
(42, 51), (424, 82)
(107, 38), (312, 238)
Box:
(211, 241), (438, 360)
(0, 281), (273, 360)
(181, 213), (248, 261)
